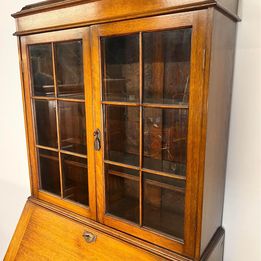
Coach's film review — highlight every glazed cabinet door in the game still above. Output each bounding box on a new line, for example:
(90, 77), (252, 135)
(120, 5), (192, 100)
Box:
(20, 28), (96, 219)
(91, 11), (207, 256)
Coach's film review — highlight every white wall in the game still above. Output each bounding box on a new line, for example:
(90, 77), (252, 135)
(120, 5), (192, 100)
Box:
(223, 0), (261, 260)
(0, 1), (260, 260)
(0, 1), (38, 259)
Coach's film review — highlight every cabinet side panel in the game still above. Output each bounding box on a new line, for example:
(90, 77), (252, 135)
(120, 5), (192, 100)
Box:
(205, 237), (224, 261)
(200, 9), (237, 255)
(216, 0), (239, 16)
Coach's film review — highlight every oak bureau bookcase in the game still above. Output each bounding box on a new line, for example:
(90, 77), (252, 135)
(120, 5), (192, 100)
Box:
(6, 0), (240, 260)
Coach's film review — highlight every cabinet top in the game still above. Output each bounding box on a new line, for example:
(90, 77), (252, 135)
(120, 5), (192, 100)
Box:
(12, 0), (240, 36)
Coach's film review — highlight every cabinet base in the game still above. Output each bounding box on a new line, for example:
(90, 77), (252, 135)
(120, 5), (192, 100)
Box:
(5, 198), (224, 261)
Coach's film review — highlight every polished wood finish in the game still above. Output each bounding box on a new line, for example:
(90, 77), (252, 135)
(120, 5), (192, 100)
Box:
(4, 201), (161, 261)
(12, 0), (239, 36)
(92, 11), (207, 257)
(10, 1), (239, 260)
(198, 9), (237, 256)
(20, 27), (97, 219)
(5, 199), (225, 261)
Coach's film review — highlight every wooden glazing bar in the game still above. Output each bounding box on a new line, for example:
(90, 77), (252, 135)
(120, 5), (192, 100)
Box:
(102, 39), (107, 102)
(139, 32), (143, 227)
(35, 144), (59, 152)
(142, 103), (189, 109)
(104, 160), (140, 170)
(52, 42), (64, 198)
(60, 149), (87, 159)
(32, 96), (85, 103)
(101, 101), (188, 109)
(31, 96), (55, 100)
(104, 160), (186, 181)
(101, 101), (140, 107)
(108, 169), (185, 193)
(57, 97), (85, 103)
(142, 168), (186, 181)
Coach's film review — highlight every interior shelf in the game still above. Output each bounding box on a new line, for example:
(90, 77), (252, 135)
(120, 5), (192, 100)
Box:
(107, 169), (185, 193)
(39, 153), (87, 169)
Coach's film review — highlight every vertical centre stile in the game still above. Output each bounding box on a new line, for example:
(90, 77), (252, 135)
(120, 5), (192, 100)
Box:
(52, 42), (64, 198)
(139, 32), (143, 227)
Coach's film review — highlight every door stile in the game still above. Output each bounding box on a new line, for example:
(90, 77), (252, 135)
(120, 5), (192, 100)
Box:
(91, 25), (106, 223)
(139, 31), (143, 227)
(183, 10), (209, 256)
(83, 27), (97, 220)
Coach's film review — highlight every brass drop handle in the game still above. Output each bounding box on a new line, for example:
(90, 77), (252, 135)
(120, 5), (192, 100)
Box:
(83, 231), (97, 243)
(93, 129), (101, 151)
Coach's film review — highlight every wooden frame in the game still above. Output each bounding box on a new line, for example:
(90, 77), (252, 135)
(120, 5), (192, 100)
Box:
(91, 10), (208, 257)
(20, 27), (97, 220)
(12, 0), (239, 36)
(11, 0), (239, 258)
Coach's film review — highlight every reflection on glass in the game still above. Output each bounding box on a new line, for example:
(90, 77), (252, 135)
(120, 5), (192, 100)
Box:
(106, 164), (139, 223)
(59, 101), (86, 155)
(104, 105), (139, 166)
(143, 172), (185, 239)
(102, 34), (139, 102)
(143, 29), (192, 104)
(62, 154), (88, 206)
(29, 44), (54, 97)
(34, 100), (58, 148)
(38, 149), (60, 196)
(55, 41), (84, 99)
(143, 108), (188, 176)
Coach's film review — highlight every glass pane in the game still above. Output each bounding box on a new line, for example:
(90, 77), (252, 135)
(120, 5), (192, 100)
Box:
(105, 164), (139, 223)
(143, 29), (192, 104)
(62, 154), (88, 206)
(143, 173), (185, 239)
(143, 108), (188, 177)
(38, 149), (60, 196)
(29, 44), (54, 97)
(59, 101), (86, 155)
(102, 34), (139, 102)
(104, 105), (139, 166)
(55, 41), (84, 99)
(34, 100), (58, 148)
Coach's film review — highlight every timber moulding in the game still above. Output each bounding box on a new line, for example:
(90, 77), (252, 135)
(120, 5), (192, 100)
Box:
(5, 198), (225, 260)
(12, 0), (240, 36)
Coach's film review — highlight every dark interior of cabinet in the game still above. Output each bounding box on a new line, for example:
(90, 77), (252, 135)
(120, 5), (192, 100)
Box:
(104, 105), (140, 166)
(29, 26), (192, 240)
(62, 154), (89, 205)
(29, 40), (89, 207)
(59, 101), (87, 155)
(143, 172), (185, 239)
(106, 164), (140, 224)
(55, 40), (84, 99)
(29, 41), (84, 99)
(102, 30), (190, 169)
(38, 149), (61, 196)
(102, 34), (140, 102)
(143, 30), (191, 105)
(102, 29), (191, 239)
(29, 44), (55, 97)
